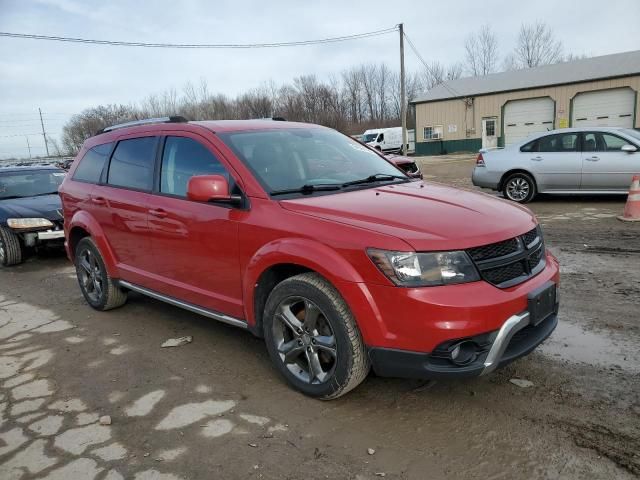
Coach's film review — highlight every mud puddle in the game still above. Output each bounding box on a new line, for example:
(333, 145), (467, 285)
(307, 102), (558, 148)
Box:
(540, 321), (640, 372)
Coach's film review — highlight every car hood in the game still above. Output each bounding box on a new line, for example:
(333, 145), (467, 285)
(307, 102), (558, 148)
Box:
(280, 181), (537, 251)
(0, 194), (63, 223)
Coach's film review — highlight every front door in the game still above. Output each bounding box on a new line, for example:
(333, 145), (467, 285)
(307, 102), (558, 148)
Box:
(93, 135), (159, 286)
(581, 132), (640, 191)
(482, 118), (497, 149)
(147, 134), (244, 318)
(526, 132), (581, 190)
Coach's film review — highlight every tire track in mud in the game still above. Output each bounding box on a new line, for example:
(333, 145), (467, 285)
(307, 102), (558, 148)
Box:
(559, 421), (640, 476)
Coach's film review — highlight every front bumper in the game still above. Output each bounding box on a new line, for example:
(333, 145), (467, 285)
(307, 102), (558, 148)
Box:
(471, 167), (501, 189)
(368, 310), (558, 379)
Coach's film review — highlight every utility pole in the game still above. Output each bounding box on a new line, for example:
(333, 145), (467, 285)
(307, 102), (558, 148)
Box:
(39, 108), (50, 157)
(399, 23), (407, 155)
(25, 136), (32, 159)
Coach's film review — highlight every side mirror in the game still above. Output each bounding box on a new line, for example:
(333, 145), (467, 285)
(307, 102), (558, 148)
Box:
(187, 175), (241, 205)
(621, 144), (637, 153)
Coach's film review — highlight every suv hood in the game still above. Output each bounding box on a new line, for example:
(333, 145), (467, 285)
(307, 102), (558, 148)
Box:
(0, 194), (63, 224)
(280, 181), (537, 251)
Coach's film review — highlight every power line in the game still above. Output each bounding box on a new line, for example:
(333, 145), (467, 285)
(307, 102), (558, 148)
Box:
(402, 31), (465, 101)
(0, 27), (398, 49)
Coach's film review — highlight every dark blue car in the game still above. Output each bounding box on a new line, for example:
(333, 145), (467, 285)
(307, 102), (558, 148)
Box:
(0, 165), (66, 266)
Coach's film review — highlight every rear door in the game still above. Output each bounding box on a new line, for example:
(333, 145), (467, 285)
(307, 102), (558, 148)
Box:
(581, 132), (640, 190)
(91, 135), (158, 286)
(525, 132), (581, 191)
(147, 133), (243, 318)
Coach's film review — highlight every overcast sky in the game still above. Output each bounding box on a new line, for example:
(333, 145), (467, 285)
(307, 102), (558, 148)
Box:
(0, 0), (638, 158)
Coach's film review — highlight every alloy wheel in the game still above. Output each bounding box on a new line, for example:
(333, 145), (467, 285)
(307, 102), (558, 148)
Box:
(272, 296), (337, 384)
(0, 241), (5, 264)
(506, 177), (530, 202)
(78, 248), (104, 303)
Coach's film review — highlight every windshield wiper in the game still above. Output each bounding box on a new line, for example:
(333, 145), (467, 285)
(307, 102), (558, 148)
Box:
(32, 191), (59, 197)
(270, 184), (342, 196)
(342, 173), (408, 187)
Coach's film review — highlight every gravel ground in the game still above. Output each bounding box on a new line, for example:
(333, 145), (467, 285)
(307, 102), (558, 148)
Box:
(0, 154), (638, 479)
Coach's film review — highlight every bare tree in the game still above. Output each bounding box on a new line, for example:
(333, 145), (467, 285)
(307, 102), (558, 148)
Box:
(446, 62), (463, 81)
(511, 21), (563, 68)
(464, 24), (498, 76)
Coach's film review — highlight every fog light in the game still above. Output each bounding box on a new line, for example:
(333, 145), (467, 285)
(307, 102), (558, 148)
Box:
(451, 344), (461, 360)
(449, 341), (478, 365)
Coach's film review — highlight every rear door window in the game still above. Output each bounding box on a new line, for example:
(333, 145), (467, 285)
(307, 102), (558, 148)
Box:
(73, 143), (113, 183)
(107, 137), (157, 191)
(160, 136), (228, 197)
(537, 134), (577, 152)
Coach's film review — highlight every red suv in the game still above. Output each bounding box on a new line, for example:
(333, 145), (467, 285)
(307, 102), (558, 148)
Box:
(60, 117), (559, 399)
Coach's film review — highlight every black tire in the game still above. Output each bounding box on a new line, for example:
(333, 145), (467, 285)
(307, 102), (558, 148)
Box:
(0, 226), (23, 266)
(502, 172), (536, 203)
(263, 272), (370, 399)
(74, 237), (127, 311)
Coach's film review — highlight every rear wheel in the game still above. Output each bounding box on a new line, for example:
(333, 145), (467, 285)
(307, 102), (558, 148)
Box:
(503, 172), (536, 203)
(263, 273), (370, 399)
(75, 237), (127, 311)
(0, 226), (23, 266)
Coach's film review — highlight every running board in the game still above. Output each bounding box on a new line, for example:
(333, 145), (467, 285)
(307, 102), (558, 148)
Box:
(118, 280), (247, 329)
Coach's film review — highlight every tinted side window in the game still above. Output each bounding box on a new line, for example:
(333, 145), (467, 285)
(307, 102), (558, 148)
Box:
(520, 140), (537, 152)
(107, 137), (157, 191)
(160, 136), (228, 197)
(538, 134), (577, 152)
(73, 143), (112, 183)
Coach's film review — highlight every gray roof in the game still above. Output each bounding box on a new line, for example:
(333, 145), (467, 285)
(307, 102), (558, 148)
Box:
(412, 50), (640, 104)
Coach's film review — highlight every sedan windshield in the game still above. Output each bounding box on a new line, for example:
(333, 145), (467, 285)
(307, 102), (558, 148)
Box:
(219, 128), (406, 195)
(622, 128), (640, 143)
(0, 170), (65, 200)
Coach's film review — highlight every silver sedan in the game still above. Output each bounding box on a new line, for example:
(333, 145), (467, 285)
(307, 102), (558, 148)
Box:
(472, 127), (640, 203)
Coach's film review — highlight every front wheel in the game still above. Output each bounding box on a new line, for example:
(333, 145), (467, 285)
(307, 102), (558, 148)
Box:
(503, 172), (536, 203)
(263, 273), (370, 399)
(74, 237), (127, 311)
(0, 226), (23, 266)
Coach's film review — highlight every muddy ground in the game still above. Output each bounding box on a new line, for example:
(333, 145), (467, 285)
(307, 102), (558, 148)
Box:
(0, 154), (638, 479)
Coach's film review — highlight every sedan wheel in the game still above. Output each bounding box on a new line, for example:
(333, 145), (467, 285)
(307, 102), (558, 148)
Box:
(503, 173), (536, 203)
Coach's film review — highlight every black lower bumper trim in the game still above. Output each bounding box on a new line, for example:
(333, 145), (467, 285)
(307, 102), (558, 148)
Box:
(368, 314), (558, 380)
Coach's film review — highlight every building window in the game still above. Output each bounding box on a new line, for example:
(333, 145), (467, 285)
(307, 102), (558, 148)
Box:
(485, 120), (496, 137)
(424, 125), (443, 140)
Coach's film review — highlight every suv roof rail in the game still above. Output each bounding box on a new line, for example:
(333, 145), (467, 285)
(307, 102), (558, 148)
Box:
(96, 116), (189, 135)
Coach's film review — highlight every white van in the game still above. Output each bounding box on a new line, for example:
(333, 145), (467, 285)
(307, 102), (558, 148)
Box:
(362, 127), (414, 153)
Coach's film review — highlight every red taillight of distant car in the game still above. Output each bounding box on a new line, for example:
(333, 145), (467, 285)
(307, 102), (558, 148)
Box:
(476, 153), (485, 167)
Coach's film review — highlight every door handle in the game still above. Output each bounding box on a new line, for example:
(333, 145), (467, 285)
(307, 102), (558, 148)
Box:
(531, 156), (543, 161)
(91, 197), (106, 205)
(585, 156), (600, 162)
(148, 209), (168, 218)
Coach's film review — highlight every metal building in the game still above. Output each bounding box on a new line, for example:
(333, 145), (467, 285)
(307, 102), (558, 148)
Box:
(411, 50), (640, 155)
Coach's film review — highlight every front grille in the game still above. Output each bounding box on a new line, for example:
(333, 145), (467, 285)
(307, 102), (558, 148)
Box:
(468, 238), (519, 261)
(483, 261), (527, 285)
(467, 227), (545, 288)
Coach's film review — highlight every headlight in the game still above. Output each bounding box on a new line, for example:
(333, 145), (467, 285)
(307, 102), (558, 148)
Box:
(367, 248), (480, 287)
(7, 218), (53, 229)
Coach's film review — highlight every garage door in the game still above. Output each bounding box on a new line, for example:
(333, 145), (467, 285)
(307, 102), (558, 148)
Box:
(572, 88), (635, 128)
(504, 97), (554, 146)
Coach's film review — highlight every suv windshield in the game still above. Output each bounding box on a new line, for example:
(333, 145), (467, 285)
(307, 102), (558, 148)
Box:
(219, 128), (406, 195)
(0, 170), (65, 199)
